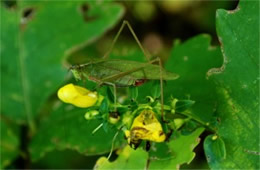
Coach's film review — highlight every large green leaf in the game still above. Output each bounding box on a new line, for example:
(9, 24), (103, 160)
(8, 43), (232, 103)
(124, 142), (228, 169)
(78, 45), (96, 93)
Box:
(29, 103), (124, 161)
(164, 34), (223, 124)
(0, 120), (19, 168)
(148, 128), (205, 169)
(204, 0), (259, 169)
(0, 1), (124, 128)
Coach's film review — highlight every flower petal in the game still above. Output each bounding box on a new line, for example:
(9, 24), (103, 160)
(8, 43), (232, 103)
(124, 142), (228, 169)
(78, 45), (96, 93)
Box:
(57, 83), (98, 108)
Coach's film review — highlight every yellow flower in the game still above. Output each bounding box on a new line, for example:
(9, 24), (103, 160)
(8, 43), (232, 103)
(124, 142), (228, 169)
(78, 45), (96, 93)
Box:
(125, 109), (166, 148)
(57, 83), (98, 108)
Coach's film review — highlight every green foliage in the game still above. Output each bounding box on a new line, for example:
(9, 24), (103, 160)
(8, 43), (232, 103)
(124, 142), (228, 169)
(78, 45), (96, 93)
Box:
(129, 86), (139, 100)
(29, 104), (124, 161)
(1, 0), (124, 167)
(1, 1), (124, 126)
(1, 0), (258, 169)
(204, 0), (259, 169)
(95, 128), (204, 169)
(0, 120), (19, 168)
(148, 128), (205, 169)
(95, 146), (148, 169)
(165, 34), (223, 124)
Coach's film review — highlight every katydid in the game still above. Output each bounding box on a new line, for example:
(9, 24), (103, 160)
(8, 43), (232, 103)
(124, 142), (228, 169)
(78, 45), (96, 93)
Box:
(69, 20), (179, 121)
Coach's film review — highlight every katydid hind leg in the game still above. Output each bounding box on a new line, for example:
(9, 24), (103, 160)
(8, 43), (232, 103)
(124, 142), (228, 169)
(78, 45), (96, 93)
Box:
(148, 57), (165, 122)
(103, 20), (151, 61)
(158, 57), (165, 122)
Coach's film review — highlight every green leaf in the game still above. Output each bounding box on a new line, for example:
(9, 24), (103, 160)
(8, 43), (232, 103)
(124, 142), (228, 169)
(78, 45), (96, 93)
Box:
(165, 35), (223, 124)
(95, 128), (204, 170)
(0, 120), (19, 168)
(175, 99), (195, 112)
(148, 127), (205, 169)
(106, 86), (115, 103)
(204, 135), (226, 165)
(151, 81), (161, 99)
(99, 98), (109, 114)
(129, 86), (138, 100)
(94, 145), (148, 170)
(205, 0), (259, 169)
(29, 104), (124, 161)
(0, 1), (124, 126)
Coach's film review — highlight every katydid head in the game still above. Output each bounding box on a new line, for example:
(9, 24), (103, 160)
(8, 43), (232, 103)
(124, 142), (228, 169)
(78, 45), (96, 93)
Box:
(69, 63), (93, 81)
(69, 65), (83, 81)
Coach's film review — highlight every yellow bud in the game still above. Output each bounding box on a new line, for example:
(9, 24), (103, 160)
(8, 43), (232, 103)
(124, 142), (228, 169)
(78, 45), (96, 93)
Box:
(57, 83), (98, 108)
(171, 98), (178, 109)
(109, 116), (120, 124)
(174, 118), (185, 129)
(212, 135), (218, 140)
(84, 110), (99, 120)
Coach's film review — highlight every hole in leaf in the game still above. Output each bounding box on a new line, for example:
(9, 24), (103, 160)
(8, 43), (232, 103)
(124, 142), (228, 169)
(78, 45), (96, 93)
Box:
(216, 117), (221, 123)
(23, 8), (34, 18)
(20, 8), (35, 29)
(79, 3), (98, 22)
(81, 3), (89, 13)
(1, 0), (17, 9)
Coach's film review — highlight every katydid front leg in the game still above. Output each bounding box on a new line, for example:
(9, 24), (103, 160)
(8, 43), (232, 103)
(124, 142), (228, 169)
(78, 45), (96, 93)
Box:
(98, 81), (117, 112)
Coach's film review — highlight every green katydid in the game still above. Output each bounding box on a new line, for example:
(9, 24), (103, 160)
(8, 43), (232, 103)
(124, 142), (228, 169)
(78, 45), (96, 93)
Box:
(69, 20), (179, 121)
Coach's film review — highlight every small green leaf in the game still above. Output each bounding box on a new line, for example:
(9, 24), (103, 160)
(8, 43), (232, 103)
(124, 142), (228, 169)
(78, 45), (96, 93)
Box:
(94, 145), (148, 170)
(129, 86), (138, 100)
(180, 120), (199, 136)
(175, 100), (195, 112)
(99, 98), (109, 114)
(204, 135), (226, 165)
(151, 81), (161, 99)
(106, 86), (115, 103)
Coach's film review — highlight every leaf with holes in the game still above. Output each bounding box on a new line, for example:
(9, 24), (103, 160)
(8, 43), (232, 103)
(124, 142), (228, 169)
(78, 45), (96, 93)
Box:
(0, 1), (124, 128)
(204, 0), (259, 169)
(148, 128), (205, 169)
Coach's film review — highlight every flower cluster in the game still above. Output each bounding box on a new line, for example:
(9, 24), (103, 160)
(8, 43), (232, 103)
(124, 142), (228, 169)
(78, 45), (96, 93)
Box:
(57, 83), (195, 149)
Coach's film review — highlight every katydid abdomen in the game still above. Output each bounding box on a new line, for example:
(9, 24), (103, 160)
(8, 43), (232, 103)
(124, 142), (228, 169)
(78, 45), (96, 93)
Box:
(70, 59), (179, 87)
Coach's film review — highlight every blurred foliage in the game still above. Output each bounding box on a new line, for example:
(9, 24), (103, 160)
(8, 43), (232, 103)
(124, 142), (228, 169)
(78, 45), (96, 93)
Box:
(1, 0), (259, 169)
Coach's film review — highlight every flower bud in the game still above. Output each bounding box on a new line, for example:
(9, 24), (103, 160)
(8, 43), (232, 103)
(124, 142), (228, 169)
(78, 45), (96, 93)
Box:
(108, 112), (120, 124)
(57, 83), (100, 108)
(84, 110), (99, 120)
(174, 118), (185, 129)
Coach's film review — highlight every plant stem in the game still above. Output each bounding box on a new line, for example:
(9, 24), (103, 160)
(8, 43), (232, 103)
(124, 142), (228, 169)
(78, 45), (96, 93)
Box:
(176, 112), (216, 133)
